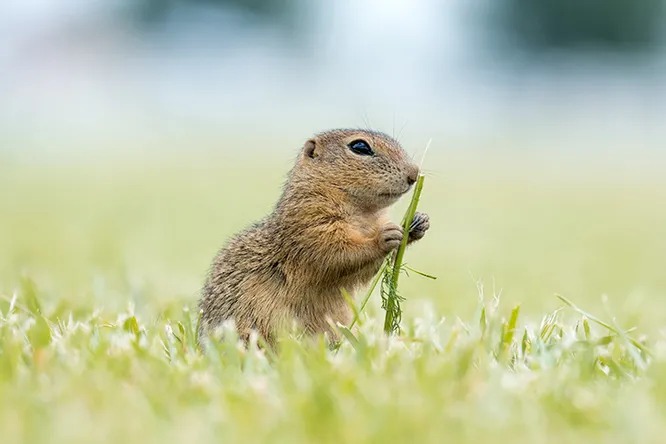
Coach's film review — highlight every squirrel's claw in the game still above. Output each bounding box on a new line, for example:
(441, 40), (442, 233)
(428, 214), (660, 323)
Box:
(408, 212), (430, 242)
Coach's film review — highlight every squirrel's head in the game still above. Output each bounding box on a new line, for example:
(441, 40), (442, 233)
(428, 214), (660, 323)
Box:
(296, 129), (419, 211)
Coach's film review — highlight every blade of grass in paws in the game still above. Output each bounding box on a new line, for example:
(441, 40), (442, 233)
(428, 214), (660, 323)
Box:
(349, 261), (388, 329)
(382, 174), (425, 334)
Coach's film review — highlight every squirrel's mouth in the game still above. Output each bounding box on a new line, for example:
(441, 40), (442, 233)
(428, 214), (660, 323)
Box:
(379, 188), (410, 199)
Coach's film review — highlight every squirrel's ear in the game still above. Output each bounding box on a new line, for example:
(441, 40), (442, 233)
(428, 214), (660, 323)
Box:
(303, 139), (318, 159)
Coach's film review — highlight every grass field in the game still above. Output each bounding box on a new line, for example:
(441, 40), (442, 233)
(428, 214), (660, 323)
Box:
(1, 143), (666, 443)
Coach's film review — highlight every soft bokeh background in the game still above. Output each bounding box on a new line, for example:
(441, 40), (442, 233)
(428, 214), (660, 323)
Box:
(2, 0), (666, 328)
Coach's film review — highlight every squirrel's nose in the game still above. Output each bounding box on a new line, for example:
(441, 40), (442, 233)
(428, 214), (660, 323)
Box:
(406, 165), (419, 186)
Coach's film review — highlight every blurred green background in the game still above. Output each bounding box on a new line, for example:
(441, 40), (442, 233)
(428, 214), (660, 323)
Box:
(2, 0), (666, 328)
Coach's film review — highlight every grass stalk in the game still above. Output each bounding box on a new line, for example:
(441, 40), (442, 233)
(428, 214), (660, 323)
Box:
(556, 294), (652, 357)
(383, 174), (425, 334)
(349, 261), (388, 329)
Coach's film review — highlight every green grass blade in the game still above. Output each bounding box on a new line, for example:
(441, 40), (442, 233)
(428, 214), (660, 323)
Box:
(556, 294), (653, 357)
(383, 174), (425, 334)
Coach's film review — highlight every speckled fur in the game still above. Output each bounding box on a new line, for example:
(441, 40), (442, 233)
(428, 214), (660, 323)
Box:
(198, 129), (430, 345)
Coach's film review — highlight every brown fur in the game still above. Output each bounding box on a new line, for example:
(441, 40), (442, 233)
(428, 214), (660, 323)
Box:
(198, 129), (430, 346)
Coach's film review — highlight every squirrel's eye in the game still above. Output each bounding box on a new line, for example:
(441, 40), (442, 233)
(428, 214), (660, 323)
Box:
(348, 139), (374, 156)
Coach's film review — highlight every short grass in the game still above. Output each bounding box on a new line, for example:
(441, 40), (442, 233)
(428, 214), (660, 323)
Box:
(1, 147), (666, 443)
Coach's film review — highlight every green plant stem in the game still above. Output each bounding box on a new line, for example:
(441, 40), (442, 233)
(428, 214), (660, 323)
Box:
(556, 294), (653, 357)
(349, 262), (387, 329)
(383, 174), (425, 334)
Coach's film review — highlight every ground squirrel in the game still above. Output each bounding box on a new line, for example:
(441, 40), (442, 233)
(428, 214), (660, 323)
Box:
(198, 129), (430, 345)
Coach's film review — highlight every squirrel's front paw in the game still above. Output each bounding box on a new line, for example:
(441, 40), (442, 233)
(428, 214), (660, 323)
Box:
(408, 212), (430, 242)
(378, 223), (403, 253)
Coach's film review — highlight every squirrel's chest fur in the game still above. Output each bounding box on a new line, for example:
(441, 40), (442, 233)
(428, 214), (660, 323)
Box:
(199, 210), (390, 343)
